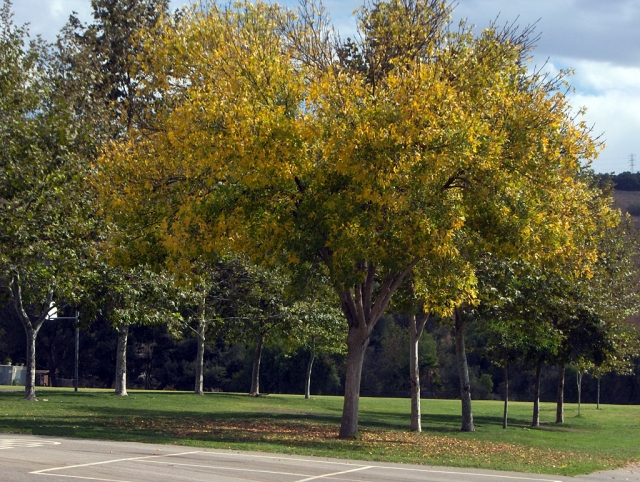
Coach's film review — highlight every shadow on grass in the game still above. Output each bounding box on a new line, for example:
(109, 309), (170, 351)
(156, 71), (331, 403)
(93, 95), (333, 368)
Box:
(0, 391), (531, 432)
(0, 390), (535, 445)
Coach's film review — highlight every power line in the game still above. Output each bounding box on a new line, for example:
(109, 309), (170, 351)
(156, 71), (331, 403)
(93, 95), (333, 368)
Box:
(629, 153), (636, 172)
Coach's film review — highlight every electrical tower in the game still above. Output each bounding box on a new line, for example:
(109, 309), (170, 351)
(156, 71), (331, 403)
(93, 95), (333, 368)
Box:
(630, 154), (636, 172)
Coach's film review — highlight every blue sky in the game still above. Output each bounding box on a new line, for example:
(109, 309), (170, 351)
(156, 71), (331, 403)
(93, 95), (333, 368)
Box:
(12, 0), (640, 173)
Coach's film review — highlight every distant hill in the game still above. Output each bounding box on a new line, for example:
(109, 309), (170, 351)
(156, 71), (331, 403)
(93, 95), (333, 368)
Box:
(603, 171), (640, 191)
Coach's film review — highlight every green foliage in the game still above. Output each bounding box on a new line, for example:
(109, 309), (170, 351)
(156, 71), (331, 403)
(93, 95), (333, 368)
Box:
(0, 0), (100, 399)
(0, 1), (94, 302)
(472, 372), (494, 399)
(475, 214), (640, 380)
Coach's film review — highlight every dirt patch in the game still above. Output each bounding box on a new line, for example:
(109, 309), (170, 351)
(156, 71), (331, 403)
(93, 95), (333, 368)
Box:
(613, 190), (640, 221)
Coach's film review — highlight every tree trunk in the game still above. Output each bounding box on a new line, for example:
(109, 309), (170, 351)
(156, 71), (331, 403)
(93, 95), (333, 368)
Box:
(409, 318), (421, 432)
(304, 351), (315, 399)
(597, 377), (601, 409)
(339, 328), (369, 438)
(194, 316), (205, 395)
(305, 341), (315, 399)
(556, 363), (565, 423)
(503, 359), (508, 429)
(114, 323), (129, 396)
(329, 258), (419, 439)
(577, 370), (583, 416)
(532, 362), (542, 427)
(454, 308), (474, 432)
(24, 326), (38, 401)
(9, 275), (51, 401)
(409, 312), (429, 432)
(250, 332), (265, 396)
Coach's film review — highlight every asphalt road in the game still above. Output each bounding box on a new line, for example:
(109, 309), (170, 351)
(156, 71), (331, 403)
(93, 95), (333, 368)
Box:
(0, 434), (638, 482)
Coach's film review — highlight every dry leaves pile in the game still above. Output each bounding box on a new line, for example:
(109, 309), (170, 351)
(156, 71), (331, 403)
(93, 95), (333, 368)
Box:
(112, 417), (618, 472)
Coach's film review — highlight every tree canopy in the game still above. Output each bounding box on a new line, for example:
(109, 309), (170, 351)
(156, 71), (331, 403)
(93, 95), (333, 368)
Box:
(96, 0), (619, 436)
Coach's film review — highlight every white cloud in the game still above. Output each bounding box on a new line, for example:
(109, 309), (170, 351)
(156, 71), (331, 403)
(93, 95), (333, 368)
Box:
(49, 0), (66, 19)
(13, 0), (92, 40)
(567, 61), (640, 173)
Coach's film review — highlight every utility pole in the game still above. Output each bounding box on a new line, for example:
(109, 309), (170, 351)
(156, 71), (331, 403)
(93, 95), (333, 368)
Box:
(629, 154), (636, 172)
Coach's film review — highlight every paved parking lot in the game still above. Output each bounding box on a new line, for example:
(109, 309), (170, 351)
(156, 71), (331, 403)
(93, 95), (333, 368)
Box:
(0, 434), (638, 482)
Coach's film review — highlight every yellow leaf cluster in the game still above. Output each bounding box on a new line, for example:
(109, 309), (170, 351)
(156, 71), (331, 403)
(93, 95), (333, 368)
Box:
(95, 0), (617, 312)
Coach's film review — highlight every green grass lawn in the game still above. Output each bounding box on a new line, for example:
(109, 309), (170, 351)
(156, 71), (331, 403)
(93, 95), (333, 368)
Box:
(0, 386), (638, 476)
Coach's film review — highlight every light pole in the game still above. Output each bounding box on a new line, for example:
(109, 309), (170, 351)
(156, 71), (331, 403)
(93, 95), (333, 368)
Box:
(46, 308), (80, 392)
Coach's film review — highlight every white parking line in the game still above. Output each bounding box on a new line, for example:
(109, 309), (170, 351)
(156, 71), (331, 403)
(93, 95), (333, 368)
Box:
(295, 466), (373, 482)
(142, 459), (311, 477)
(24, 444), (565, 482)
(29, 474), (130, 482)
(174, 451), (564, 482)
(196, 450), (367, 467)
(30, 451), (204, 475)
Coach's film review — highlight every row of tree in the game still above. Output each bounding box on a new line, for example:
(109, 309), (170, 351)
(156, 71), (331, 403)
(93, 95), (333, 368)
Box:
(4, 303), (639, 405)
(0, 0), (639, 439)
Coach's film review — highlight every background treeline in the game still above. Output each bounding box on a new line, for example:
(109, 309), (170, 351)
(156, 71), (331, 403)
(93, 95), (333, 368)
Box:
(603, 172), (640, 192)
(2, 302), (639, 404)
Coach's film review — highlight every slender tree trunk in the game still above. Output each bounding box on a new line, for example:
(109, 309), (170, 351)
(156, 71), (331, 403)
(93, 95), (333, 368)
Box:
(250, 332), (265, 396)
(305, 349), (315, 399)
(577, 370), (583, 416)
(24, 326), (38, 401)
(409, 312), (429, 432)
(454, 308), (474, 432)
(10, 275), (51, 401)
(597, 377), (601, 409)
(532, 362), (542, 427)
(503, 359), (509, 429)
(304, 337), (315, 399)
(339, 329), (369, 438)
(409, 316), (421, 432)
(556, 363), (565, 423)
(194, 316), (205, 395)
(114, 323), (129, 396)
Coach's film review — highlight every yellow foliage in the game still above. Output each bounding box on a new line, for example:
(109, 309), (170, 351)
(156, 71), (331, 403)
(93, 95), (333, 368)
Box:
(95, 0), (617, 314)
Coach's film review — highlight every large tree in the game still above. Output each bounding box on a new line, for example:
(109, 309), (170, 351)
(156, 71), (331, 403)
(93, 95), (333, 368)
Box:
(0, 1), (95, 400)
(57, 0), (172, 395)
(97, 0), (616, 437)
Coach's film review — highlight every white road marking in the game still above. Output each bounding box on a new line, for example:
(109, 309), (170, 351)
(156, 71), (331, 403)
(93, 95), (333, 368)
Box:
(142, 459), (311, 477)
(0, 439), (60, 450)
(30, 474), (130, 482)
(30, 451), (204, 474)
(295, 465), (373, 482)
(197, 450), (370, 466)
(21, 443), (565, 482)
(178, 451), (564, 482)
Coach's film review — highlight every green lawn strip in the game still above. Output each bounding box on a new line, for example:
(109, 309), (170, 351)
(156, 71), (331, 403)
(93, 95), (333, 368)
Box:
(0, 389), (637, 476)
